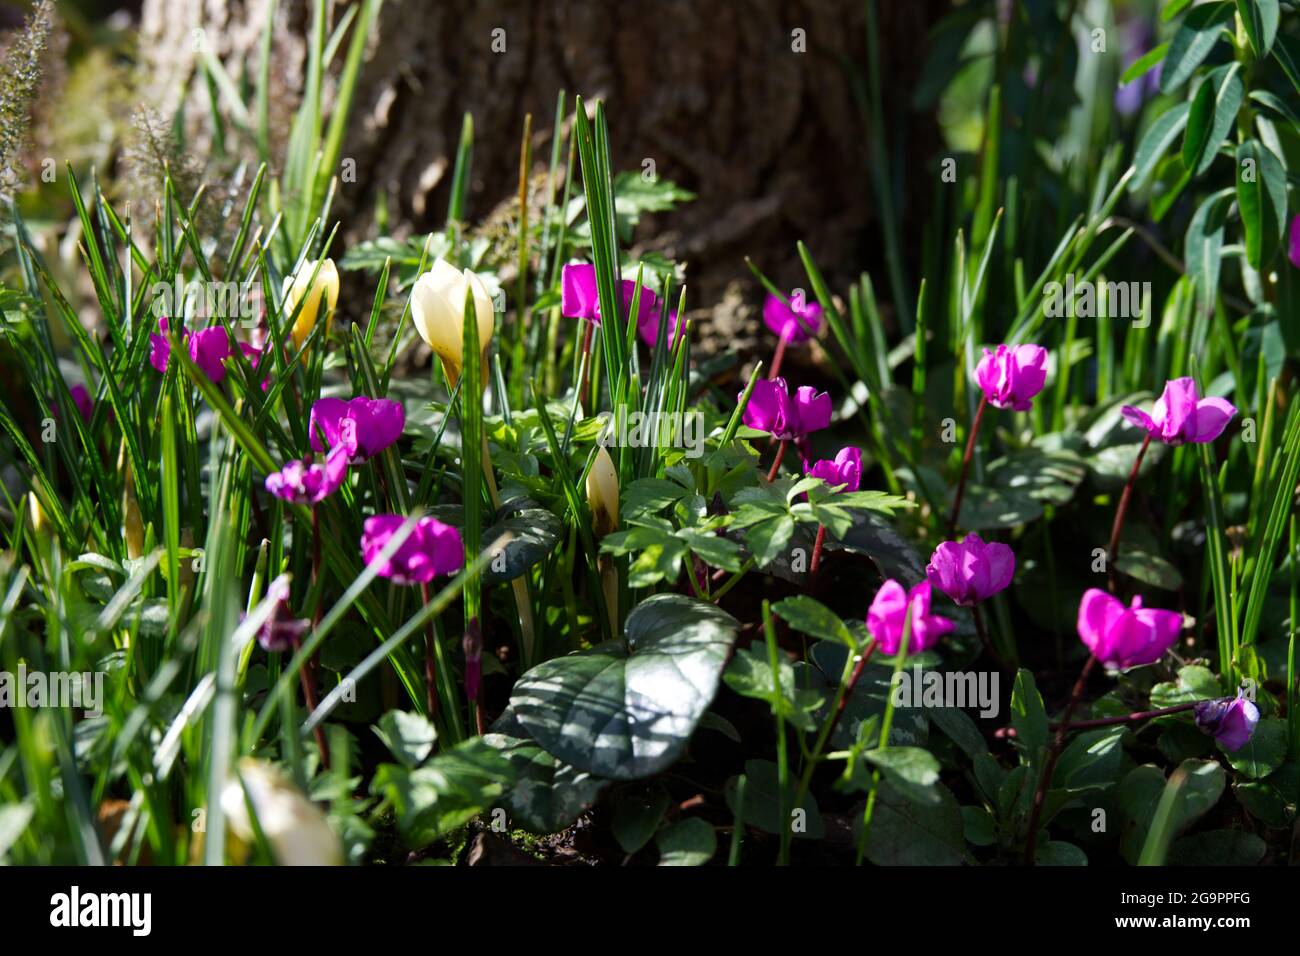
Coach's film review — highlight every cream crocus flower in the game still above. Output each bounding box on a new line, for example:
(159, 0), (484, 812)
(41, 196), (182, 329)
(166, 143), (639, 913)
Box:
(586, 445), (620, 537)
(220, 758), (343, 866)
(281, 258), (339, 350)
(410, 259), (495, 386)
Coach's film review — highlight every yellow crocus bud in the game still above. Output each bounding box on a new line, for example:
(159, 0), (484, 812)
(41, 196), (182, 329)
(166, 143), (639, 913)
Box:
(586, 445), (620, 537)
(281, 258), (339, 350)
(220, 758), (343, 866)
(410, 259), (495, 386)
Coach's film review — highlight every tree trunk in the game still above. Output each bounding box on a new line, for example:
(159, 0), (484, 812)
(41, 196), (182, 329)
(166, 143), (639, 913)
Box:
(138, 0), (942, 356)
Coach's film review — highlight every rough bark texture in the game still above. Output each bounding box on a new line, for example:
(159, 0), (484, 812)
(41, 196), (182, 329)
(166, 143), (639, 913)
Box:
(139, 0), (942, 358)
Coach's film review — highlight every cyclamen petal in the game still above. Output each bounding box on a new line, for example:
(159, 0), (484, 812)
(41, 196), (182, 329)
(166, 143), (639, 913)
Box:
(740, 378), (831, 441)
(866, 580), (954, 656)
(264, 445), (350, 505)
(309, 396), (405, 461)
(1193, 696), (1260, 752)
(1289, 214), (1300, 270)
(975, 344), (1048, 411)
(805, 446), (863, 492)
(561, 263), (600, 322)
(925, 534), (1015, 606)
(762, 293), (824, 345)
(360, 514), (465, 585)
(1075, 588), (1182, 669)
(1121, 377), (1237, 445)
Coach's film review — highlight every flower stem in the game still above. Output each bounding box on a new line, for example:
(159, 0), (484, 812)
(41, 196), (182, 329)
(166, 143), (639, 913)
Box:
(420, 580), (440, 722)
(1024, 654), (1095, 865)
(809, 525), (827, 576)
(305, 507), (328, 769)
(948, 394), (988, 534)
(787, 639), (878, 864)
(577, 319), (595, 407)
(293, 635), (329, 771)
(1052, 700), (1196, 730)
(766, 439), (788, 482)
(1107, 433), (1152, 594)
(970, 604), (1007, 672)
(768, 335), (789, 381)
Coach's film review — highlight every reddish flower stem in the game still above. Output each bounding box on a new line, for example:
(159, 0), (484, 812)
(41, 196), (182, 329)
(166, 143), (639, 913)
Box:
(970, 604), (1007, 672)
(809, 525), (827, 575)
(577, 319), (595, 406)
(948, 395), (988, 534)
(1024, 655), (1095, 865)
(824, 640), (879, 745)
(305, 506), (328, 769)
(1052, 700), (1197, 730)
(768, 335), (789, 381)
(1106, 434), (1152, 594)
(766, 439), (788, 482)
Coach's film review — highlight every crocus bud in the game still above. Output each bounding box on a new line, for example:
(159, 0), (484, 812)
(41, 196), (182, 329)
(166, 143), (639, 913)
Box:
(220, 758), (343, 866)
(925, 533), (1015, 606)
(410, 259), (495, 386)
(281, 258), (339, 350)
(25, 491), (47, 537)
(975, 344), (1048, 411)
(1193, 696), (1260, 751)
(1076, 588), (1183, 669)
(586, 445), (620, 537)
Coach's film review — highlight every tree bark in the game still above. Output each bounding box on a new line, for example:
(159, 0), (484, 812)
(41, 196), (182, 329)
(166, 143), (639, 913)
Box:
(138, 0), (942, 354)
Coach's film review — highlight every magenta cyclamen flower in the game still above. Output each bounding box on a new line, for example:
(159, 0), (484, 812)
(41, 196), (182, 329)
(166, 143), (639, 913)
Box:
(742, 378), (832, 441)
(1289, 214), (1300, 270)
(360, 514), (464, 585)
(763, 293), (823, 344)
(1193, 696), (1260, 752)
(925, 533), (1015, 606)
(975, 344), (1048, 411)
(264, 445), (350, 505)
(149, 318), (242, 383)
(309, 396), (405, 461)
(805, 446), (862, 492)
(250, 578), (310, 652)
(69, 384), (93, 422)
(866, 580), (954, 656)
(561, 263), (683, 348)
(1076, 588), (1183, 670)
(1120, 377), (1236, 446)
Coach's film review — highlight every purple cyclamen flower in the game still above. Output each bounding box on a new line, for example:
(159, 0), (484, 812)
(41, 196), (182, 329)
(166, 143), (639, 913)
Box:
(264, 444), (350, 505)
(741, 377), (832, 441)
(70, 384), (93, 422)
(763, 292), (823, 345)
(975, 344), (1049, 411)
(1290, 215), (1300, 269)
(309, 396), (405, 461)
(360, 514), (464, 585)
(1121, 377), (1236, 446)
(805, 446), (862, 492)
(1076, 588), (1183, 670)
(925, 533), (1015, 607)
(866, 580), (954, 656)
(1193, 696), (1260, 752)
(561, 263), (683, 348)
(250, 577), (310, 652)
(149, 318), (243, 383)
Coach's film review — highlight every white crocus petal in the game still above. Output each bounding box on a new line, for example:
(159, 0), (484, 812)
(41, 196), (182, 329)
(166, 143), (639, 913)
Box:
(221, 758), (343, 866)
(586, 445), (620, 537)
(410, 259), (496, 384)
(282, 258), (340, 349)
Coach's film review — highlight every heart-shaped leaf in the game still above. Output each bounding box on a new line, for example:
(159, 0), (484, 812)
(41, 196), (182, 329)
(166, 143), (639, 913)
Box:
(481, 733), (609, 834)
(509, 594), (740, 779)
